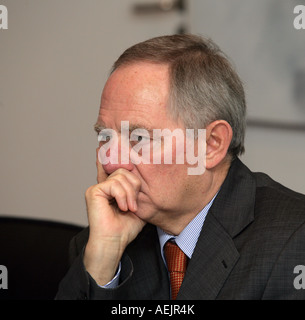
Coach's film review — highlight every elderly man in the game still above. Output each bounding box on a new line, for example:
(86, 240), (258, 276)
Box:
(56, 34), (305, 300)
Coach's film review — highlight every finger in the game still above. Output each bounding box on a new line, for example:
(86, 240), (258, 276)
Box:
(93, 175), (138, 213)
(110, 182), (128, 212)
(107, 174), (138, 212)
(109, 168), (141, 195)
(92, 179), (129, 212)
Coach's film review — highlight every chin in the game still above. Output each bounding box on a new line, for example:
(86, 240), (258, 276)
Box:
(134, 206), (153, 222)
(134, 200), (155, 223)
(136, 191), (167, 226)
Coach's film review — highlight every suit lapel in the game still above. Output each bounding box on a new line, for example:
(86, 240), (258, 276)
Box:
(178, 158), (256, 299)
(178, 213), (240, 299)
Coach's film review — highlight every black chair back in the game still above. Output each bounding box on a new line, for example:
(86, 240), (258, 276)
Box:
(0, 217), (83, 300)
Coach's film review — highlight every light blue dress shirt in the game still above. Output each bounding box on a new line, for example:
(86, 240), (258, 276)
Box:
(157, 193), (217, 266)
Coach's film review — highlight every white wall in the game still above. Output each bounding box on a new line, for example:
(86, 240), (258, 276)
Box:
(241, 127), (305, 193)
(189, 0), (305, 194)
(0, 0), (183, 226)
(0, 0), (304, 226)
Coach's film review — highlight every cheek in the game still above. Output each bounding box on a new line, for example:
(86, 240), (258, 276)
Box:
(135, 163), (196, 218)
(140, 163), (188, 198)
(158, 135), (187, 165)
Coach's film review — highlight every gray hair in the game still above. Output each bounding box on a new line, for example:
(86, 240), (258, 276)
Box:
(111, 34), (246, 156)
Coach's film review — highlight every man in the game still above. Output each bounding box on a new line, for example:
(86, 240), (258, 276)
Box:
(56, 34), (305, 300)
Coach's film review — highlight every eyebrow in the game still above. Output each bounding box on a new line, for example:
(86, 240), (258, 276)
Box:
(94, 122), (154, 135)
(94, 122), (104, 134)
(128, 124), (154, 134)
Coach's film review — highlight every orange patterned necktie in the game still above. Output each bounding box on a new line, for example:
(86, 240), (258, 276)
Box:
(164, 241), (189, 300)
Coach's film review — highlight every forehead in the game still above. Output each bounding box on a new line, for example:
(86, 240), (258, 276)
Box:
(98, 62), (172, 129)
(108, 61), (169, 87)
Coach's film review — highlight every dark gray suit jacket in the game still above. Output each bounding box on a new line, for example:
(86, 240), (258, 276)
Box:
(56, 158), (305, 300)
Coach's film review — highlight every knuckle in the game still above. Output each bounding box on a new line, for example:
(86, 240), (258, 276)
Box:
(85, 185), (100, 200)
(114, 168), (126, 175)
(115, 187), (126, 198)
(110, 179), (121, 189)
(85, 185), (94, 197)
(113, 170), (141, 189)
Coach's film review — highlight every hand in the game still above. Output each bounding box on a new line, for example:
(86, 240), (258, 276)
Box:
(83, 149), (146, 286)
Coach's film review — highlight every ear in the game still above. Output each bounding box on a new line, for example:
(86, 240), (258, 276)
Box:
(205, 120), (233, 170)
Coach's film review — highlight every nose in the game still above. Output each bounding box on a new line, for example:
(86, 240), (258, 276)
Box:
(102, 161), (135, 175)
(98, 137), (135, 175)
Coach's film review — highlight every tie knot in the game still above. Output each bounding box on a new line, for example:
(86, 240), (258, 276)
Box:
(164, 241), (188, 273)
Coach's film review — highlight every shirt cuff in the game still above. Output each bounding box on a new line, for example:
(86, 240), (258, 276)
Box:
(98, 262), (121, 288)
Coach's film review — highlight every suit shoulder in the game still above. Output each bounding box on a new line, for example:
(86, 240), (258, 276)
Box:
(253, 171), (305, 223)
(254, 171), (305, 200)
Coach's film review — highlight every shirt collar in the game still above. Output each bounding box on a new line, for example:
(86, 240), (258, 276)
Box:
(157, 192), (218, 263)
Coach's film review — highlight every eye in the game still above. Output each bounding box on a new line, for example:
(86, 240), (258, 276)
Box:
(130, 130), (150, 144)
(135, 135), (146, 142)
(98, 131), (112, 142)
(131, 135), (150, 144)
